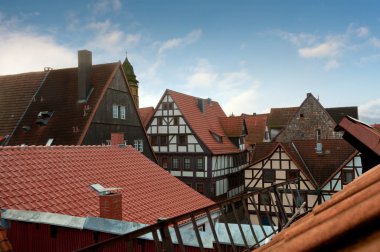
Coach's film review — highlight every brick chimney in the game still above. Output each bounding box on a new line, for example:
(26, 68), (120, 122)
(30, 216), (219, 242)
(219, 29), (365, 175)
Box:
(99, 192), (123, 220)
(111, 132), (125, 146)
(78, 50), (92, 102)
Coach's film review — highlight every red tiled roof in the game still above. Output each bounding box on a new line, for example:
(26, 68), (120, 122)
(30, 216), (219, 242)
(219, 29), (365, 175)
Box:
(0, 145), (214, 224)
(250, 140), (357, 188)
(337, 116), (380, 156)
(288, 139), (357, 187)
(373, 124), (380, 132)
(255, 163), (380, 252)
(267, 107), (298, 128)
(7, 63), (119, 146)
(139, 107), (155, 128)
(325, 106), (358, 124)
(243, 114), (268, 145)
(167, 90), (241, 154)
(219, 116), (245, 137)
(0, 71), (47, 137)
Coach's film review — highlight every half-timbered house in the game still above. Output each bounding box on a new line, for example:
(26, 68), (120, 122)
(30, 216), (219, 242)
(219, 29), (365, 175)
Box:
(244, 139), (362, 226)
(0, 50), (155, 161)
(145, 89), (249, 200)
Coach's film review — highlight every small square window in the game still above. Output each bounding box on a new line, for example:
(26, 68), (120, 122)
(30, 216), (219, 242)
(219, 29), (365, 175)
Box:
(173, 117), (179, 125)
(178, 135), (187, 146)
(184, 158), (191, 169)
(172, 158), (179, 169)
(287, 170), (299, 181)
(342, 170), (354, 185)
(150, 136), (158, 146)
(159, 135), (168, 146)
(263, 170), (275, 183)
(259, 192), (271, 205)
(196, 158), (204, 170)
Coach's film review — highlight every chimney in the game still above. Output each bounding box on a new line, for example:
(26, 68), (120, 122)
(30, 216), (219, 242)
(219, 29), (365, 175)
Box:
(197, 98), (204, 113)
(78, 50), (92, 102)
(99, 192), (123, 220)
(306, 92), (312, 97)
(111, 132), (125, 146)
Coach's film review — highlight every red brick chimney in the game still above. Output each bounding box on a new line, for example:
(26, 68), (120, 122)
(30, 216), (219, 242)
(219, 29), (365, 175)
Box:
(111, 132), (125, 146)
(99, 192), (123, 220)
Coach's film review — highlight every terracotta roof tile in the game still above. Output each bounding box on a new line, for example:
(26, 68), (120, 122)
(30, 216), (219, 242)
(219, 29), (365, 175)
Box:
(0, 71), (47, 137)
(139, 107), (155, 128)
(243, 114), (268, 145)
(255, 163), (380, 252)
(167, 90), (240, 154)
(7, 63), (119, 146)
(0, 145), (214, 224)
(219, 116), (245, 137)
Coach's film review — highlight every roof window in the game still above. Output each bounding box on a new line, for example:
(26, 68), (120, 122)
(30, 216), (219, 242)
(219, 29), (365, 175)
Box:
(210, 130), (223, 143)
(36, 111), (54, 126)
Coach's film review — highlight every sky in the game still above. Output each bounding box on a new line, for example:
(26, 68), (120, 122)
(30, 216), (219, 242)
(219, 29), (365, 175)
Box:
(0, 0), (379, 123)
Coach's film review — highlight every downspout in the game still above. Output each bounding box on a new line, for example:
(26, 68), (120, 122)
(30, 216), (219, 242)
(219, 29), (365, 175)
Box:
(4, 70), (51, 146)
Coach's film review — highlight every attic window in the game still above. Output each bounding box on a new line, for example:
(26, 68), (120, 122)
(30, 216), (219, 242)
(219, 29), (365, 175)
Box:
(162, 102), (173, 110)
(36, 111), (54, 126)
(46, 138), (54, 146)
(210, 131), (223, 143)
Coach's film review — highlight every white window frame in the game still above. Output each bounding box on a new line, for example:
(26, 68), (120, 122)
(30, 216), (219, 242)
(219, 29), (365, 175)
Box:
(113, 104), (119, 118)
(134, 139), (143, 152)
(120, 106), (126, 119)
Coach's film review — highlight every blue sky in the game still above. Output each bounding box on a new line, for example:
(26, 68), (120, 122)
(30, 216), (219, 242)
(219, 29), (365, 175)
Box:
(1, 0), (379, 123)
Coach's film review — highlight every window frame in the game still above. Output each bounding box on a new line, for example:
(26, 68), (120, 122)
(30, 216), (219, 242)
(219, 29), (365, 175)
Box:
(196, 157), (204, 170)
(184, 157), (191, 169)
(120, 105), (126, 119)
(263, 169), (275, 183)
(342, 170), (354, 185)
(161, 157), (168, 169)
(287, 170), (299, 181)
(159, 135), (168, 146)
(178, 135), (187, 146)
(112, 104), (119, 118)
(172, 157), (179, 169)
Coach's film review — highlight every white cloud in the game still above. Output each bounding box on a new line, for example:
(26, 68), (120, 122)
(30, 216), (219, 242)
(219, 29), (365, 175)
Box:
(369, 37), (380, 48)
(277, 31), (316, 46)
(186, 59), (218, 88)
(348, 24), (370, 38)
(0, 14), (76, 75)
(359, 99), (380, 124)
(158, 29), (202, 55)
(91, 0), (122, 14)
(298, 39), (343, 59)
(324, 59), (340, 71)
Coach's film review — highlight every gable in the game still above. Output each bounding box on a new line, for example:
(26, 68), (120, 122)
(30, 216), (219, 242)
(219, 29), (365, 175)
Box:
(276, 94), (338, 142)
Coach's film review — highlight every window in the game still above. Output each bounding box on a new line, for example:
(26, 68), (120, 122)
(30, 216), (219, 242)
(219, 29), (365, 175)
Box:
(316, 129), (321, 142)
(173, 117), (179, 125)
(159, 135), (168, 146)
(157, 117), (163, 126)
(150, 136), (158, 146)
(263, 170), (275, 183)
(210, 131), (222, 143)
(46, 138), (54, 146)
(161, 157), (168, 169)
(260, 214), (271, 226)
(259, 192), (271, 205)
(196, 183), (204, 194)
(162, 102), (174, 110)
(294, 192), (307, 208)
(342, 170), (354, 185)
(184, 158), (191, 169)
(172, 157), (179, 169)
(134, 139), (143, 152)
(196, 158), (204, 170)
(120, 106), (126, 119)
(113, 104), (119, 118)
(178, 135), (187, 146)
(287, 170), (299, 181)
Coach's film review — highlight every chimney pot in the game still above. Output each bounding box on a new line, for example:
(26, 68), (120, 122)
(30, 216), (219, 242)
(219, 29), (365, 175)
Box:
(197, 98), (204, 113)
(78, 50), (92, 102)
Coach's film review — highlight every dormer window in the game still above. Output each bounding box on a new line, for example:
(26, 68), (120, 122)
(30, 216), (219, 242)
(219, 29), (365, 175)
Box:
(210, 131), (223, 143)
(36, 111), (53, 126)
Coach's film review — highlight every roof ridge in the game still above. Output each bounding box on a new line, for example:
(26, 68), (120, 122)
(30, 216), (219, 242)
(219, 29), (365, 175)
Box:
(0, 145), (117, 150)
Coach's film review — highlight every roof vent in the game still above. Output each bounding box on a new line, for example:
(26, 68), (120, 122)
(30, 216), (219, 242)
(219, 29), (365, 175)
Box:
(207, 98), (212, 105)
(316, 142), (323, 154)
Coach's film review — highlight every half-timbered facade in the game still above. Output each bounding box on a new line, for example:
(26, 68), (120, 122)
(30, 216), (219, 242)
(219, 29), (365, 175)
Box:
(145, 89), (249, 200)
(245, 139), (362, 226)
